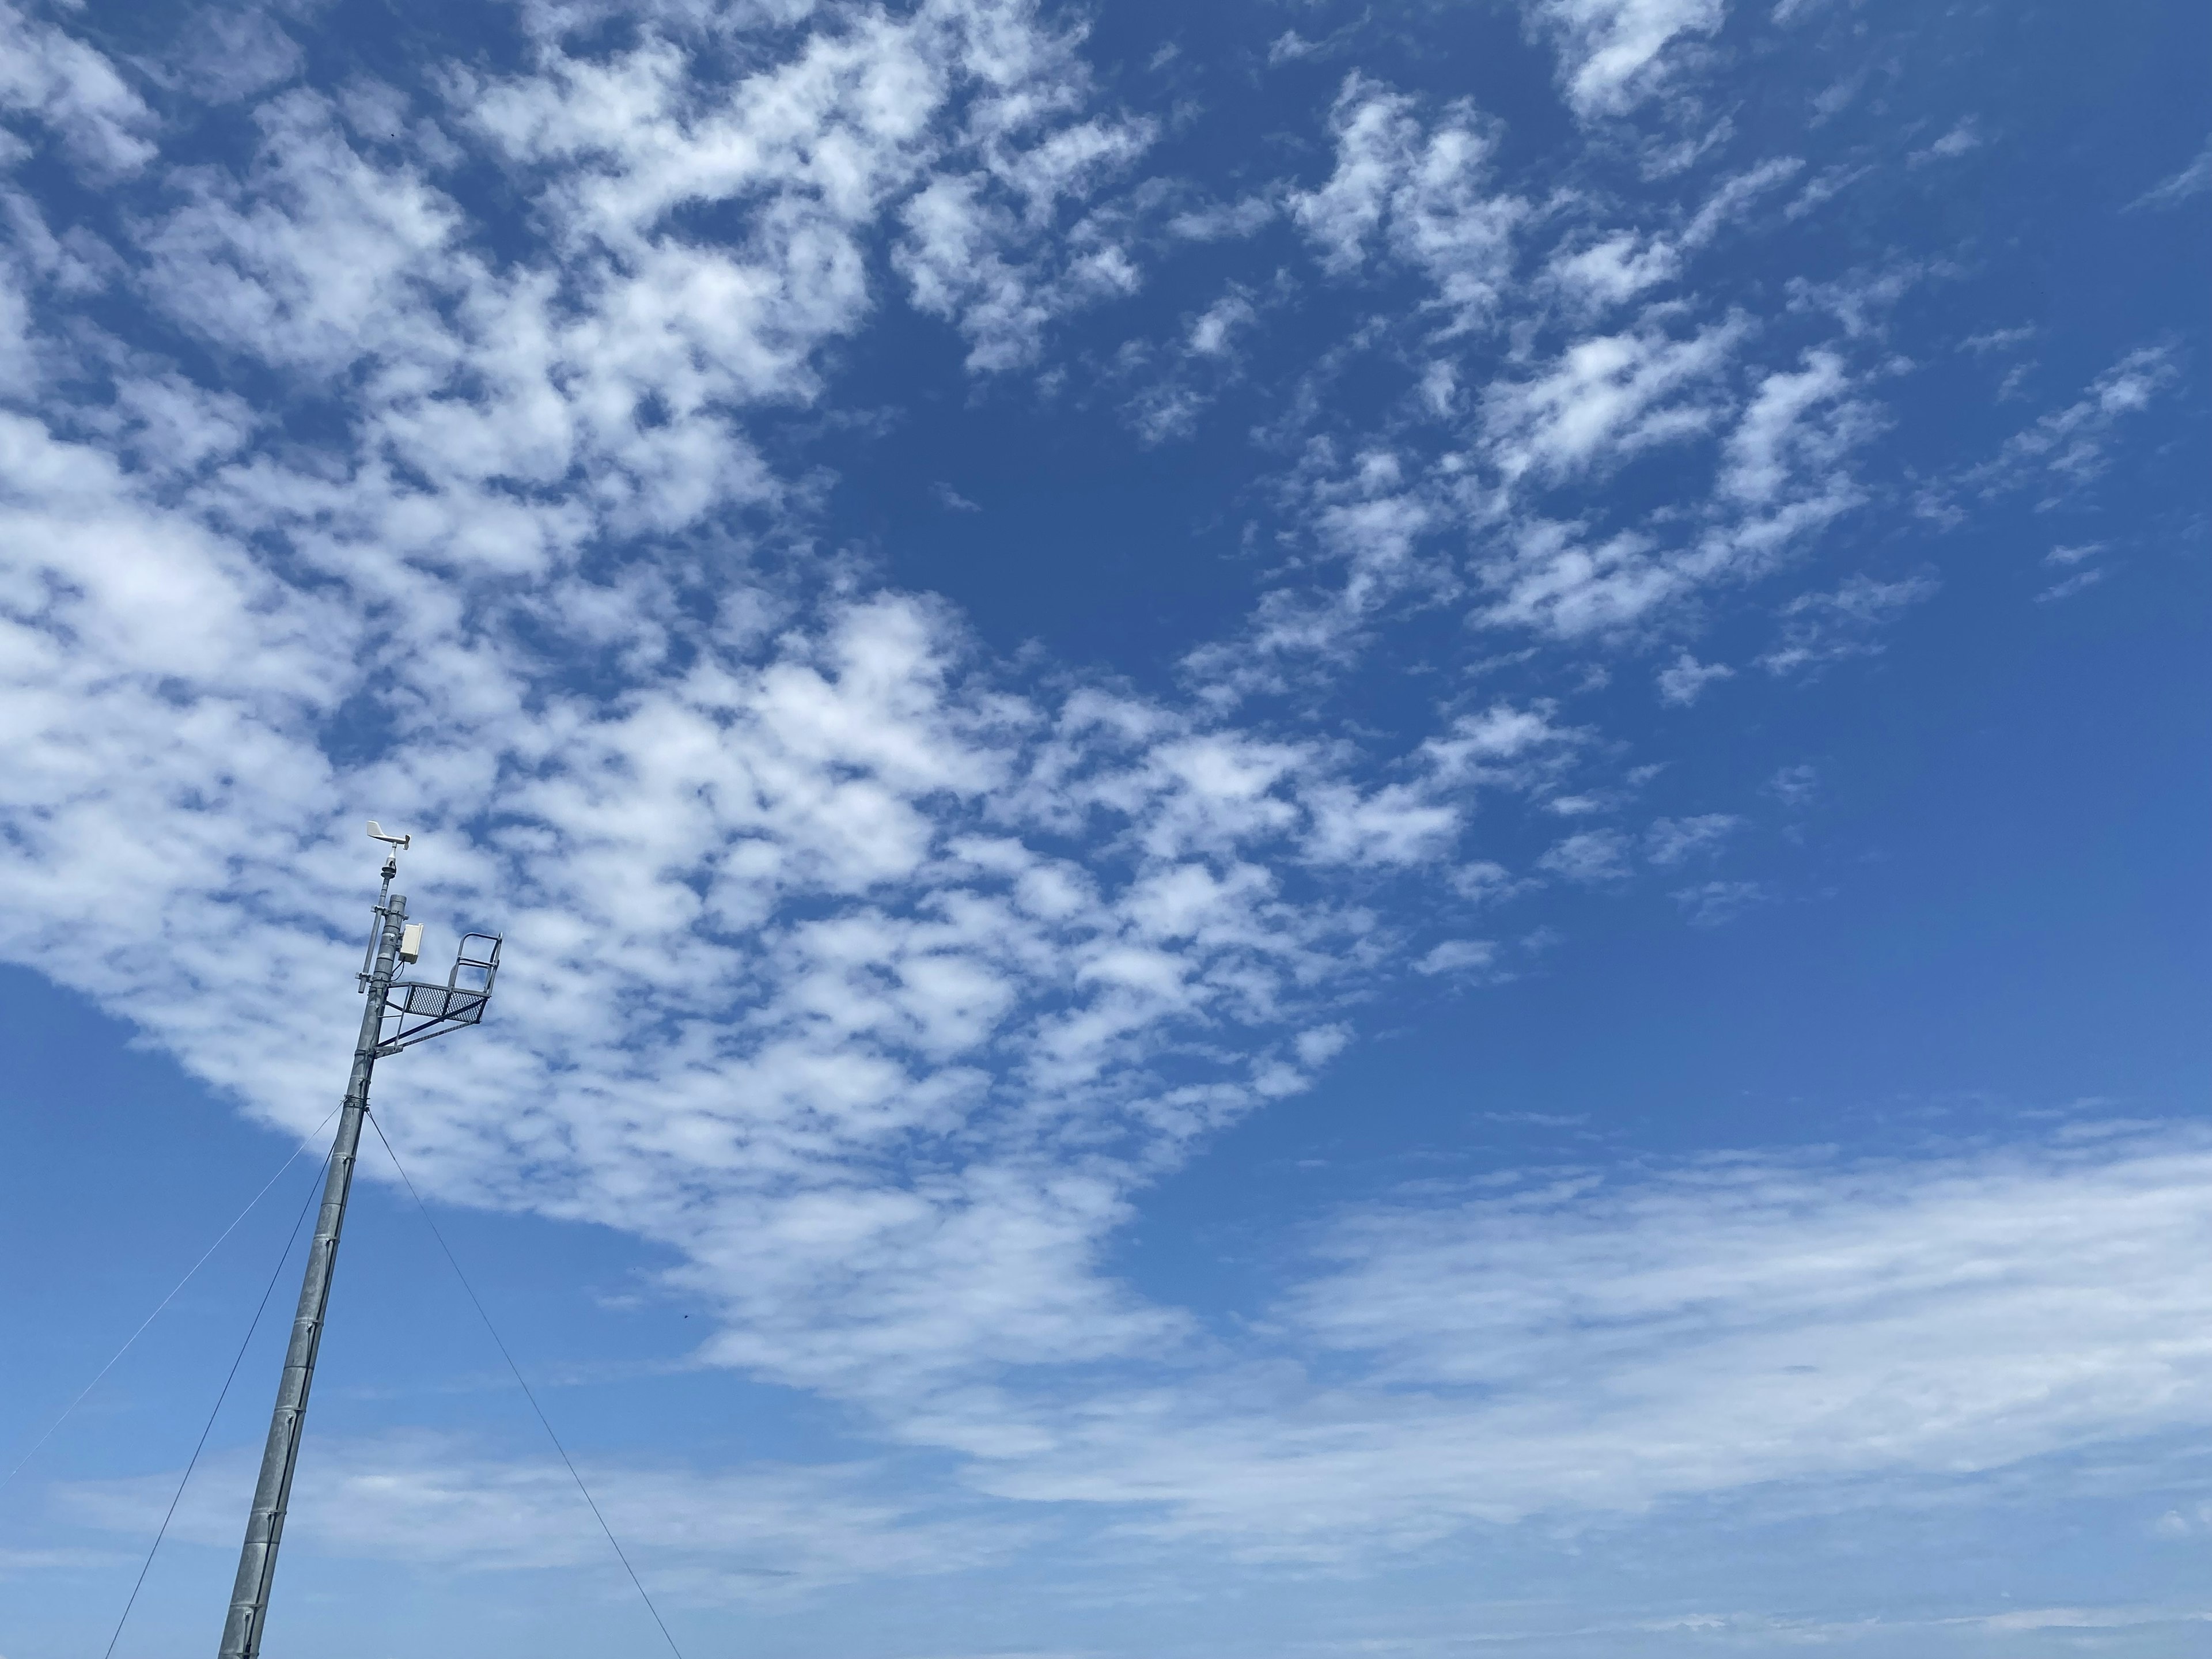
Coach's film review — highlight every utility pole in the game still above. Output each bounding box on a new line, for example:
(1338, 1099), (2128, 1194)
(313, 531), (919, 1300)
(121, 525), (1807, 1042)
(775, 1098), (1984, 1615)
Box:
(217, 824), (501, 1659)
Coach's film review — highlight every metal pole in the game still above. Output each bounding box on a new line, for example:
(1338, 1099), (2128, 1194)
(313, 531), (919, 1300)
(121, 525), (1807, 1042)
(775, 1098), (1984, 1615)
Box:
(216, 870), (406, 1659)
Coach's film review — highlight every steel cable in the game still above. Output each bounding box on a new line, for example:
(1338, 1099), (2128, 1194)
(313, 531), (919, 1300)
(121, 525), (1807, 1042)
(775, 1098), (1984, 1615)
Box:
(365, 1110), (687, 1659)
(0, 1106), (342, 1498)
(100, 1131), (334, 1658)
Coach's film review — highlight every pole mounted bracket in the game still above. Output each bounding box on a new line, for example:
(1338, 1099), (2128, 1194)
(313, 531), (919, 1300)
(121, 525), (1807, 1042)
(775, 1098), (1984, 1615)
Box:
(377, 933), (502, 1055)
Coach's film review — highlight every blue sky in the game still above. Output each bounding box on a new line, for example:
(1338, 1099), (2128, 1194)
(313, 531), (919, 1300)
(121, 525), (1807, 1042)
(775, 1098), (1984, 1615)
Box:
(0, 0), (2206, 1653)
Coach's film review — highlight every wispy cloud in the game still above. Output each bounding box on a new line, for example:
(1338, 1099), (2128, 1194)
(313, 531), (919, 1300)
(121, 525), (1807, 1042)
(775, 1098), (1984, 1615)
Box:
(1524, 0), (1729, 120)
(1412, 937), (1501, 976)
(1761, 571), (1937, 673)
(961, 1126), (2212, 1558)
(2130, 134), (2212, 210)
(1539, 828), (1633, 882)
(1907, 118), (1982, 167)
(58, 1433), (1024, 1597)
(1766, 762), (1818, 808)
(1672, 876), (1766, 925)
(1645, 812), (1739, 864)
(1940, 346), (2179, 512)
(1657, 650), (1733, 705)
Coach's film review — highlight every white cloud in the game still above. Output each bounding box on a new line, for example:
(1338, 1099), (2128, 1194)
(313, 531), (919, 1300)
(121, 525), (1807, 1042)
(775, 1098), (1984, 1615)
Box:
(1110, 286), (1263, 444)
(1525, 0), (1728, 120)
(59, 1432), (1019, 1597)
(1547, 231), (1679, 309)
(1122, 376), (1206, 445)
(1290, 79), (1411, 272)
(1644, 812), (1738, 864)
(2131, 134), (2212, 210)
(2154, 1501), (2212, 1537)
(1679, 156), (1802, 246)
(1166, 99), (1878, 679)
(1656, 650), (1733, 704)
(1290, 75), (1527, 327)
(1482, 319), (1741, 485)
(1448, 859), (1517, 903)
(1164, 193), (1275, 241)
(1785, 263), (1924, 339)
(1760, 571), (1937, 673)
(0, 0), (1408, 1459)
(1538, 828), (1632, 883)
(2, 0), (2196, 1608)
(144, 92), (465, 376)
(1302, 781), (1461, 868)
(0, 0), (158, 173)
(1186, 289), (1255, 357)
(172, 8), (305, 106)
(1908, 118), (1982, 167)
(1672, 876), (1764, 924)
(1474, 521), (1679, 639)
(1180, 443), (1462, 688)
(1412, 938), (1499, 976)
(896, 162), (1147, 373)
(1766, 763), (1816, 807)
(1466, 339), (1876, 646)
(2037, 567), (2107, 604)
(1421, 702), (1584, 794)
(472, 0), (1158, 381)
(10, 24), (1874, 1297)
(1716, 349), (1855, 505)
(1960, 346), (2178, 501)
(55, 1131), (2212, 1581)
(957, 1127), (2212, 1559)
(2034, 540), (2110, 603)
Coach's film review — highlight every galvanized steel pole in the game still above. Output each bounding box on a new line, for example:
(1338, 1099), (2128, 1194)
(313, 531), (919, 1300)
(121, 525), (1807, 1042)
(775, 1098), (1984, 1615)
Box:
(216, 872), (405, 1659)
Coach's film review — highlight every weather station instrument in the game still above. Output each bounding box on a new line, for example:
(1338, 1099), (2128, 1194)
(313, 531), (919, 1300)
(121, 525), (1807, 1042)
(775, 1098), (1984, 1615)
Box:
(214, 822), (502, 1659)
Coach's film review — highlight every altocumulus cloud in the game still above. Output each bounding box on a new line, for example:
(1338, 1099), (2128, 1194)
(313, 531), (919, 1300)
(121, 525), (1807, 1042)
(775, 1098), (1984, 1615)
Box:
(0, 0), (2203, 1635)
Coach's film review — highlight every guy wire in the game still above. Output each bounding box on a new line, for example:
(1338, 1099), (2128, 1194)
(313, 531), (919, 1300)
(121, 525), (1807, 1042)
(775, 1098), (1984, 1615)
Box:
(100, 1128), (335, 1658)
(0, 1105), (343, 1498)
(365, 1109), (687, 1659)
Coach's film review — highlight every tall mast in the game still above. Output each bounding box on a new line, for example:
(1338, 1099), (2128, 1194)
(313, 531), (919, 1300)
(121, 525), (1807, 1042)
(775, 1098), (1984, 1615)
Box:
(217, 825), (500, 1657)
